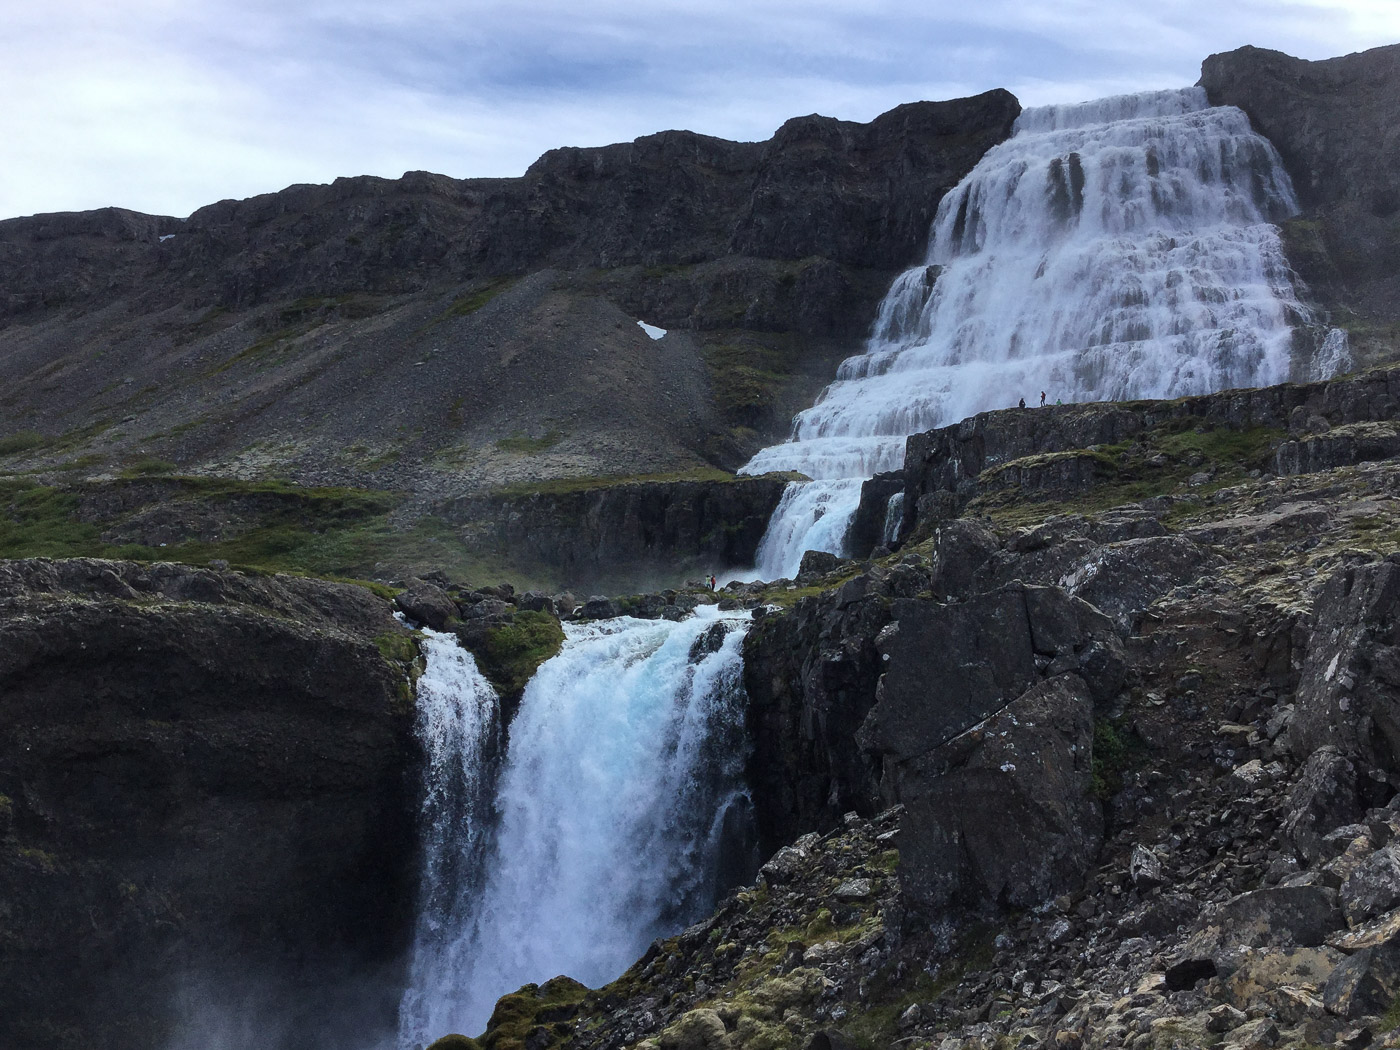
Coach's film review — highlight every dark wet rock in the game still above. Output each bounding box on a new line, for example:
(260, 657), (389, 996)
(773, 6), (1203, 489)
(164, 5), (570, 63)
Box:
(798, 550), (847, 577)
(440, 476), (792, 592)
(1200, 44), (1400, 331)
(580, 596), (622, 620)
(848, 471), (906, 558)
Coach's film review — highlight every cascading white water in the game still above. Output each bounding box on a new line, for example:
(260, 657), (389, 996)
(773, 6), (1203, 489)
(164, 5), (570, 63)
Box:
(398, 629), (502, 1050)
(741, 86), (1347, 579)
(398, 606), (753, 1046)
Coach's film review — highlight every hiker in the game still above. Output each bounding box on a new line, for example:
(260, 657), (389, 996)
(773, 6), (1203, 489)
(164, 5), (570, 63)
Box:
(709, 574), (717, 591)
(1040, 391), (1046, 406)
(1018, 397), (1026, 409)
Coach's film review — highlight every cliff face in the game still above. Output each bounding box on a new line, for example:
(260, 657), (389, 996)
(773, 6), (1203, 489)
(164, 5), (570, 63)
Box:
(0, 560), (421, 1050)
(1200, 44), (1400, 364)
(438, 474), (793, 593)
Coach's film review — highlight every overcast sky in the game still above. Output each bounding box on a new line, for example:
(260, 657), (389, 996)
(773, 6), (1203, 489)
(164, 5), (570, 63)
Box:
(3, 1), (1397, 221)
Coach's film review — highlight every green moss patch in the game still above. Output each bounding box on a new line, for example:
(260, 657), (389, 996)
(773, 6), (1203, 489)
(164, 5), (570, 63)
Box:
(473, 611), (565, 695)
(481, 976), (588, 1050)
(0, 431), (49, 456)
(495, 430), (564, 455)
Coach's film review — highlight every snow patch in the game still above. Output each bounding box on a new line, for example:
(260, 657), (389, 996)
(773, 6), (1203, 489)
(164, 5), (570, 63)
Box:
(637, 320), (666, 340)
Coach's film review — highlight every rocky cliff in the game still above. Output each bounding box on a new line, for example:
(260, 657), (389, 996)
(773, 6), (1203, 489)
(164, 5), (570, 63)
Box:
(0, 560), (421, 1050)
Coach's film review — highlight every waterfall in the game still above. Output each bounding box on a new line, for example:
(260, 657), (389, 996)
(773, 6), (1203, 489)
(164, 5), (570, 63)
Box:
(398, 607), (754, 1046)
(398, 629), (502, 1050)
(741, 86), (1347, 579)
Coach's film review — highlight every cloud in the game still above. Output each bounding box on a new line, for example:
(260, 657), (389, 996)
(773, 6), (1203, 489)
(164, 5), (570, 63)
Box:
(2, 1), (1397, 220)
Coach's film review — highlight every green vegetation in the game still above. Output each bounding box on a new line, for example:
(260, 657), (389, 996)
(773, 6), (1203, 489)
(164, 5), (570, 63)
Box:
(964, 419), (1286, 528)
(424, 278), (518, 330)
(119, 457), (178, 477)
(0, 475), (553, 587)
(1379, 996), (1400, 1033)
(1091, 716), (1141, 801)
(427, 1037), (482, 1050)
(480, 976), (588, 1050)
(474, 611), (566, 696)
(495, 430), (564, 455)
(494, 466), (739, 498)
(0, 431), (48, 456)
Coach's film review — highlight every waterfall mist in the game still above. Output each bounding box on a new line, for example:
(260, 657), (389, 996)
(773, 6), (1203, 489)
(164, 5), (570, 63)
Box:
(741, 86), (1347, 579)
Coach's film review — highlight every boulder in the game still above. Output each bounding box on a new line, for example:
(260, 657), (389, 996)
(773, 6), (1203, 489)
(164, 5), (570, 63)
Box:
(1323, 945), (1400, 1019)
(580, 596), (622, 620)
(1290, 562), (1400, 775)
(1341, 843), (1400, 927)
(1283, 746), (1363, 863)
(855, 584), (1125, 916)
(394, 578), (459, 630)
(1058, 536), (1220, 635)
(926, 518), (1000, 600)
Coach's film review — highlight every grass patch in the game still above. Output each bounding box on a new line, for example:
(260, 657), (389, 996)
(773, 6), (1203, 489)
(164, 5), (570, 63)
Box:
(494, 466), (739, 498)
(1091, 716), (1144, 801)
(963, 420), (1285, 528)
(422, 278), (518, 331)
(480, 976), (587, 1050)
(0, 431), (48, 456)
(495, 430), (564, 455)
(120, 457), (178, 477)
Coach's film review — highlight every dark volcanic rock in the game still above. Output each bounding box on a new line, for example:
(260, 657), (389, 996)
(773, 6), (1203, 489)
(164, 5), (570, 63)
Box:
(442, 475), (793, 592)
(1289, 561), (1400, 774)
(0, 558), (418, 1050)
(856, 585), (1122, 915)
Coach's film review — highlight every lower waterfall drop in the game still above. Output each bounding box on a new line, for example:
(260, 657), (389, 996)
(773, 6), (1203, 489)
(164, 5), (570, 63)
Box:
(741, 86), (1348, 579)
(398, 629), (502, 1050)
(399, 606), (754, 1047)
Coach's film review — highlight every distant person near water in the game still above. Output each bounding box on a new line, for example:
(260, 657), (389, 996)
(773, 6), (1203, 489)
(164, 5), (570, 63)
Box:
(1040, 391), (1046, 406)
(708, 574), (717, 591)
(1018, 397), (1026, 409)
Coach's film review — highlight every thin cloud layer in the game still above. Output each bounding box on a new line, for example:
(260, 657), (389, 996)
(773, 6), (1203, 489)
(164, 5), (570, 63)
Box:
(3, 1), (1397, 220)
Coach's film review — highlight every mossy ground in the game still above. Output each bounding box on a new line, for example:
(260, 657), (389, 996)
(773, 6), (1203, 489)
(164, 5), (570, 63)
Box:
(471, 612), (566, 696)
(0, 475), (552, 588)
(966, 419), (1285, 528)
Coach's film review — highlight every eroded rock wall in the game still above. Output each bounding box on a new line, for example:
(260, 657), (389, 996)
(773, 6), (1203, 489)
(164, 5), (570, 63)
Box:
(0, 559), (420, 1050)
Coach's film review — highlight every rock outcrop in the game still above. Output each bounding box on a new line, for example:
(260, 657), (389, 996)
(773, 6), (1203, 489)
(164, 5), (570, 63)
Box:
(0, 559), (420, 1050)
(439, 474), (793, 592)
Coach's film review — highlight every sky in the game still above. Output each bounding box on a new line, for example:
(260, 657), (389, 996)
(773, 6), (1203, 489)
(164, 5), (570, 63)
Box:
(3, 1), (1398, 222)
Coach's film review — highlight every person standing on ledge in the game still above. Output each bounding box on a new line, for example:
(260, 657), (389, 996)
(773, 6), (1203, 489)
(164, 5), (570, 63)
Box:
(1040, 391), (1047, 406)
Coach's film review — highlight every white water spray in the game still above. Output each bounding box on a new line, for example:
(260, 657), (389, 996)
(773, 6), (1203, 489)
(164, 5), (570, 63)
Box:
(399, 607), (753, 1046)
(742, 87), (1347, 579)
